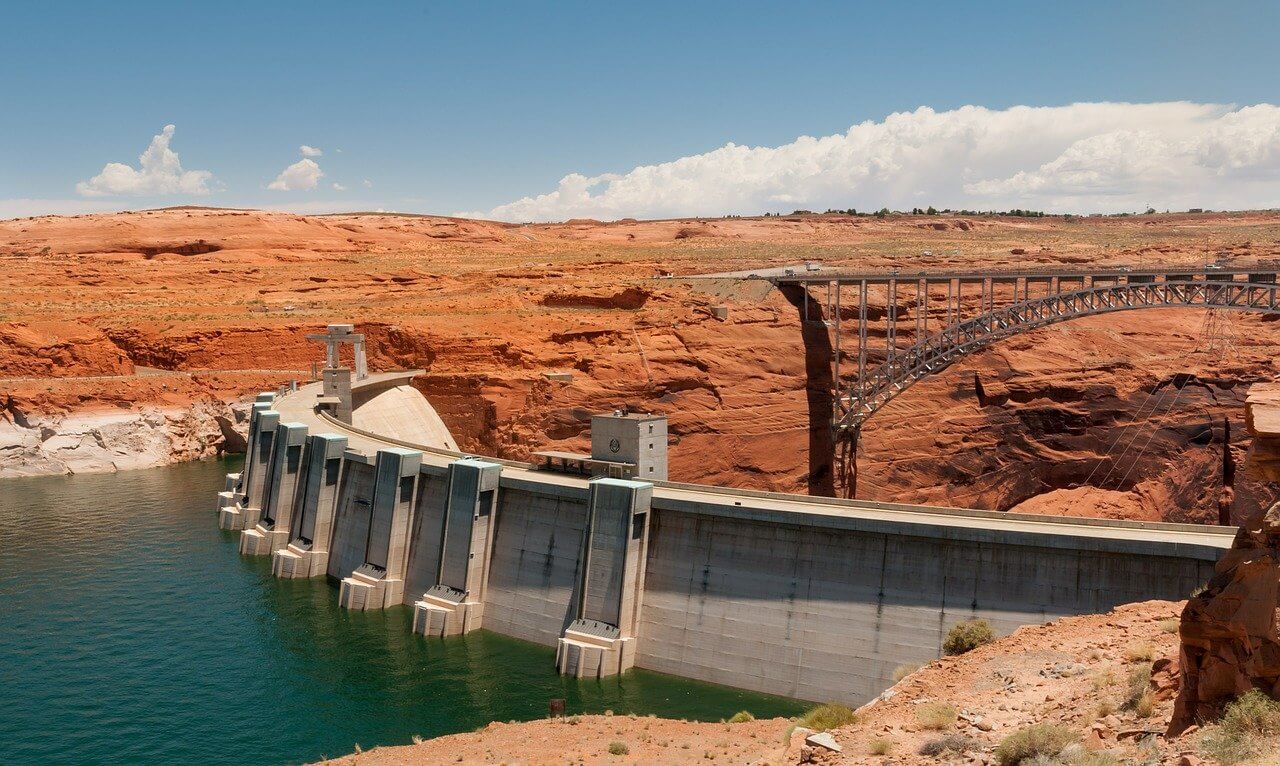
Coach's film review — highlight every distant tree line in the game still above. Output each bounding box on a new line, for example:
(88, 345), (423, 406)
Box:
(756, 206), (1218, 218)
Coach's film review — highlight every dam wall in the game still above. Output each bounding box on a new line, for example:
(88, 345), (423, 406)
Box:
(635, 508), (1210, 701)
(220, 377), (1231, 705)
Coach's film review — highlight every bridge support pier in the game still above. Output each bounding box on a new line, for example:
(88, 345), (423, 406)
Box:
(413, 458), (502, 637)
(338, 448), (421, 610)
(274, 434), (348, 578)
(556, 478), (652, 678)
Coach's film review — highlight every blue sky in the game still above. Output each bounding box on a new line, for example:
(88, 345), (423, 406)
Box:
(3, 1), (1279, 220)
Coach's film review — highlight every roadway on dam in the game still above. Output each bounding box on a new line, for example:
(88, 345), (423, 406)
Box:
(272, 372), (1235, 561)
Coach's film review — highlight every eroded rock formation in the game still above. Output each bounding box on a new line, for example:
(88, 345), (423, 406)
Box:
(1169, 501), (1280, 733)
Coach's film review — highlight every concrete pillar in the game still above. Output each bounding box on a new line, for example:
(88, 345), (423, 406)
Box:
(556, 478), (653, 678)
(413, 459), (502, 637)
(219, 407), (280, 531)
(273, 433), (348, 578)
(322, 367), (353, 422)
(215, 470), (241, 514)
(339, 448), (422, 610)
(353, 339), (368, 381)
(241, 422), (308, 556)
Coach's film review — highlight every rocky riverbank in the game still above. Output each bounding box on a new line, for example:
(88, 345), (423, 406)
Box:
(0, 398), (252, 478)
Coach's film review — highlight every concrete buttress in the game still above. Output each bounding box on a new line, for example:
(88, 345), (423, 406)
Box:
(240, 421), (308, 555)
(413, 459), (502, 637)
(273, 433), (348, 578)
(556, 478), (653, 678)
(338, 448), (422, 610)
(219, 405), (279, 531)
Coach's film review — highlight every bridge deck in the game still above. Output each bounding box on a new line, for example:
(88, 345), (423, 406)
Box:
(682, 264), (1275, 284)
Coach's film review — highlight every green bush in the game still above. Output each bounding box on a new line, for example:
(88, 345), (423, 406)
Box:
(943, 619), (996, 656)
(607, 741), (629, 756)
(796, 703), (858, 731)
(726, 710), (754, 723)
(1202, 689), (1280, 763)
(994, 723), (1078, 765)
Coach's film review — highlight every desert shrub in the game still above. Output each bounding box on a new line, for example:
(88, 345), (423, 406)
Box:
(1054, 744), (1120, 765)
(1133, 691), (1155, 718)
(893, 662), (923, 682)
(796, 703), (857, 732)
(916, 701), (958, 731)
(1221, 689), (1280, 738)
(726, 710), (754, 723)
(1121, 665), (1152, 713)
(1202, 690), (1280, 763)
(994, 723), (1078, 765)
(868, 737), (893, 755)
(1090, 668), (1118, 692)
(1159, 617), (1180, 634)
(944, 619), (995, 655)
(919, 734), (978, 756)
(607, 741), (629, 756)
(1123, 643), (1155, 662)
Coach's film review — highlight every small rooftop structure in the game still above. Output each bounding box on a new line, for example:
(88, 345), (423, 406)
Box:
(533, 409), (668, 481)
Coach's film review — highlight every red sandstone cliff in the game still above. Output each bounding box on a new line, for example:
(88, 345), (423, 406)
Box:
(3, 208), (1280, 522)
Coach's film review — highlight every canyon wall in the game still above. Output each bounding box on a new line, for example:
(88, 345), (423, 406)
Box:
(5, 209), (1280, 521)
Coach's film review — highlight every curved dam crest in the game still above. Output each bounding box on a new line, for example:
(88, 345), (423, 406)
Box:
(219, 368), (1233, 704)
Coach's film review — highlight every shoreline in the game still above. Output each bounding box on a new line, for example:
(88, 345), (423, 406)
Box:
(0, 398), (252, 478)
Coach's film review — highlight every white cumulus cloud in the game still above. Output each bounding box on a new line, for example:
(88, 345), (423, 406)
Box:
(300, 145), (323, 157)
(464, 102), (1280, 221)
(331, 182), (346, 191)
(76, 124), (213, 197)
(268, 158), (324, 191)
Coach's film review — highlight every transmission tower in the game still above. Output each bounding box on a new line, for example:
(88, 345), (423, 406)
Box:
(1198, 308), (1238, 360)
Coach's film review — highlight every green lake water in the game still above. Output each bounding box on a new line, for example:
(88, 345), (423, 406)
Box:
(0, 457), (805, 765)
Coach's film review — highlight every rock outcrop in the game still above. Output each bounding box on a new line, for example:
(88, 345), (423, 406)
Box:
(1170, 501), (1280, 731)
(0, 399), (252, 477)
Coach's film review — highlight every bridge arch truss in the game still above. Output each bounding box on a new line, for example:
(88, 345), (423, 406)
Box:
(772, 266), (1280, 496)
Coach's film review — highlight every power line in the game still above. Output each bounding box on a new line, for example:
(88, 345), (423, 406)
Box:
(1080, 381), (1162, 488)
(1110, 376), (1193, 491)
(1095, 378), (1180, 488)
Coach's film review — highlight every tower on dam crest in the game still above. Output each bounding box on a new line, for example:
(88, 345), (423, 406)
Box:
(591, 411), (668, 481)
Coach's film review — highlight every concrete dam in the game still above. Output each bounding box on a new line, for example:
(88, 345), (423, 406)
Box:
(215, 326), (1233, 705)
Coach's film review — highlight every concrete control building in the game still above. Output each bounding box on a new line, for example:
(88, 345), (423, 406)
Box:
(214, 325), (1234, 704)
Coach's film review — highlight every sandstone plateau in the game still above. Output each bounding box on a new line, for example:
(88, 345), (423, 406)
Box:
(4, 208), (1280, 522)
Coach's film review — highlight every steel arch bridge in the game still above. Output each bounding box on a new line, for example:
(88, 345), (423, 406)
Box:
(763, 265), (1280, 496)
